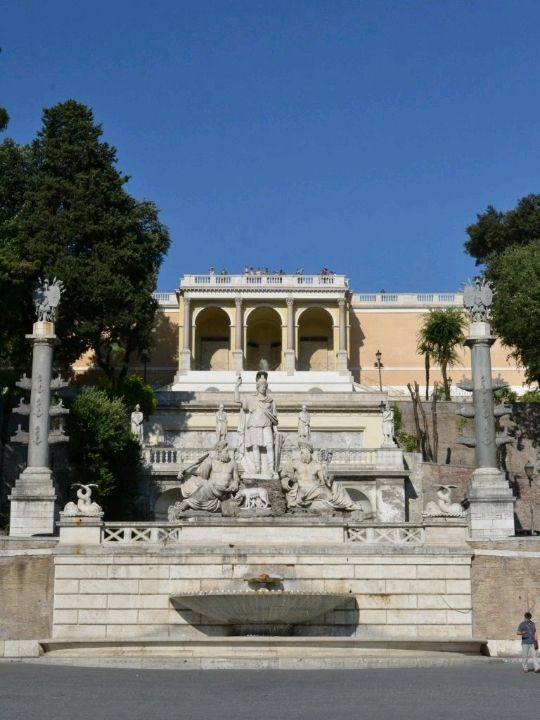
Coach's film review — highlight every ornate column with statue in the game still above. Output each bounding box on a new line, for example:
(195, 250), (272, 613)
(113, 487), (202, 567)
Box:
(9, 279), (69, 537)
(459, 278), (515, 538)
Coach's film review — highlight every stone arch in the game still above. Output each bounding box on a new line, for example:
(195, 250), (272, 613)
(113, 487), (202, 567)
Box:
(245, 306), (283, 371)
(154, 488), (184, 521)
(297, 306), (335, 371)
(343, 487), (372, 515)
(195, 307), (231, 370)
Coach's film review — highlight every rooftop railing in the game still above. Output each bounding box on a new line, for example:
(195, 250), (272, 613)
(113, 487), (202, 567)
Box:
(179, 273), (349, 289)
(353, 292), (462, 307)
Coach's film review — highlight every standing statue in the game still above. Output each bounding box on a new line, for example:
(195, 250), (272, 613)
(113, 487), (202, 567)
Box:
(130, 404), (144, 444)
(169, 441), (240, 516)
(235, 372), (280, 478)
(463, 277), (493, 322)
(382, 401), (396, 447)
(33, 277), (64, 322)
(297, 404), (311, 442)
(215, 404), (228, 442)
(281, 443), (362, 513)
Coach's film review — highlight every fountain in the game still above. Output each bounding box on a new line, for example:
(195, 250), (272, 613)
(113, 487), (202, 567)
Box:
(171, 572), (355, 635)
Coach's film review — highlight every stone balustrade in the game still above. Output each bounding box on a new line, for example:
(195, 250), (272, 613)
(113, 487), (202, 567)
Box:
(143, 446), (404, 473)
(180, 273), (349, 289)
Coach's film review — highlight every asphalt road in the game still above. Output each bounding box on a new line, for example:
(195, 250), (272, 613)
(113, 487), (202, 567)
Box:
(1, 661), (539, 720)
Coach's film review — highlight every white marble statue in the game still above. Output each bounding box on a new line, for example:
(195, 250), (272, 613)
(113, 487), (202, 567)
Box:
(423, 485), (464, 517)
(63, 484), (103, 517)
(281, 443), (362, 513)
(234, 371), (280, 478)
(130, 404), (144, 444)
(215, 404), (228, 442)
(297, 405), (311, 442)
(169, 441), (240, 516)
(382, 401), (397, 448)
(235, 487), (271, 510)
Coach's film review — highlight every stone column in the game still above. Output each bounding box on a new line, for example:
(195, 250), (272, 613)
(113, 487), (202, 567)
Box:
(284, 296), (295, 375)
(179, 294), (192, 374)
(336, 298), (348, 374)
(233, 296), (244, 373)
(465, 320), (514, 538)
(9, 321), (57, 537)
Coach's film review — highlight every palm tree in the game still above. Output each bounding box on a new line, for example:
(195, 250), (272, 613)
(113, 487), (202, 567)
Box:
(417, 308), (467, 400)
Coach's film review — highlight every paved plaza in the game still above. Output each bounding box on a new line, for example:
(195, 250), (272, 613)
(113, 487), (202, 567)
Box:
(0, 661), (534, 720)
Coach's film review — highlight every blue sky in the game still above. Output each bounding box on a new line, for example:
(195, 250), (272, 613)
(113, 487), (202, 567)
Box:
(2, 1), (540, 292)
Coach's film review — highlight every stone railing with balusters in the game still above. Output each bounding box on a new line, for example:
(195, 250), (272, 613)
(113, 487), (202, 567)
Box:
(352, 292), (462, 307)
(180, 273), (348, 290)
(143, 446), (404, 473)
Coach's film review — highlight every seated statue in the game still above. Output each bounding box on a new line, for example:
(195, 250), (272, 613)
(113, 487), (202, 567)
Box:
(169, 441), (240, 517)
(281, 443), (362, 513)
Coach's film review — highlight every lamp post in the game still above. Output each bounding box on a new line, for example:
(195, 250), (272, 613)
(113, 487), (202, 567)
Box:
(141, 349), (151, 384)
(524, 460), (535, 535)
(374, 350), (383, 392)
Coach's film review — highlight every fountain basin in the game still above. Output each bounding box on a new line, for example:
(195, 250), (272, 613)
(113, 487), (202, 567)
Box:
(171, 591), (353, 627)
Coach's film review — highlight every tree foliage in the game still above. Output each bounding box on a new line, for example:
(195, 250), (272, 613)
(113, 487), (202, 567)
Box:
(68, 388), (142, 518)
(107, 374), (157, 419)
(417, 308), (466, 400)
(465, 195), (540, 384)
(0, 100), (170, 381)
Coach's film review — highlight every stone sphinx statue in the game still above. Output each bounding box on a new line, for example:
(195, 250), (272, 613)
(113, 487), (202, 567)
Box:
(169, 441), (240, 517)
(280, 443), (362, 513)
(423, 485), (464, 518)
(63, 484), (103, 517)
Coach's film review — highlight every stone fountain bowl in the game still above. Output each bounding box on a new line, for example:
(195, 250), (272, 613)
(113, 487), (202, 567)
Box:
(171, 591), (353, 626)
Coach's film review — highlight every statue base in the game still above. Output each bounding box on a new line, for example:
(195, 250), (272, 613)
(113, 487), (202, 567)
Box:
(9, 467), (57, 537)
(240, 474), (287, 515)
(466, 467), (515, 538)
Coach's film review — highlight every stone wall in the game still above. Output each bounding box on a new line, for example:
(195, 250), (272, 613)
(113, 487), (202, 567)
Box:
(51, 544), (473, 641)
(0, 550), (54, 639)
(470, 538), (540, 647)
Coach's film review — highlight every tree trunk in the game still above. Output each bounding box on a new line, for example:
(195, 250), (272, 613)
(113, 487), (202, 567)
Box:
(424, 353), (430, 401)
(415, 381), (433, 462)
(441, 361), (450, 400)
(431, 382), (439, 464)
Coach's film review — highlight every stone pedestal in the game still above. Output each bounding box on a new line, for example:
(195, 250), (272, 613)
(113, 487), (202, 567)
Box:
(9, 468), (57, 537)
(58, 515), (104, 544)
(467, 467), (515, 538)
(336, 350), (348, 375)
(178, 349), (192, 375)
(284, 350), (295, 375)
(233, 350), (243, 373)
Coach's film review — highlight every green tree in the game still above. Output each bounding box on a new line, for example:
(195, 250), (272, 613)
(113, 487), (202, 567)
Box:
(68, 388), (142, 518)
(417, 308), (466, 400)
(108, 374), (157, 419)
(465, 196), (540, 384)
(0, 100), (170, 382)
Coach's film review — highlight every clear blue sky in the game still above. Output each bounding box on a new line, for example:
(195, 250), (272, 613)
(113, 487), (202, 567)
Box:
(2, 1), (540, 292)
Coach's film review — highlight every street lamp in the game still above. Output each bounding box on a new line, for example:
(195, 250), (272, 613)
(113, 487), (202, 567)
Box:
(140, 349), (151, 384)
(524, 459), (535, 535)
(374, 350), (383, 392)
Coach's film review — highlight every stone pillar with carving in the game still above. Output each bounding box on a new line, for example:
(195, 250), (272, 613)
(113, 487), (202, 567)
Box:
(179, 293), (192, 374)
(336, 297), (348, 374)
(460, 279), (515, 539)
(284, 296), (295, 375)
(9, 279), (69, 537)
(233, 296), (244, 373)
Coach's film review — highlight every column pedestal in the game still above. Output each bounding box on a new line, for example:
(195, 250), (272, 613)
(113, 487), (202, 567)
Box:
(336, 350), (348, 375)
(9, 467), (57, 537)
(466, 467), (515, 538)
(178, 349), (192, 375)
(284, 350), (295, 375)
(233, 350), (243, 373)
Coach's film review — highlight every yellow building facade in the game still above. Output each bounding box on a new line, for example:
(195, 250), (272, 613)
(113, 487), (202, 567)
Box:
(143, 274), (525, 396)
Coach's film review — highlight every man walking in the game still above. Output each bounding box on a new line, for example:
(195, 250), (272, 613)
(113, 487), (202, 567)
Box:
(517, 612), (540, 672)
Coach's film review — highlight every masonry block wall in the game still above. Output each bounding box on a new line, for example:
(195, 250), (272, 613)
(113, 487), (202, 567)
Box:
(52, 546), (473, 641)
